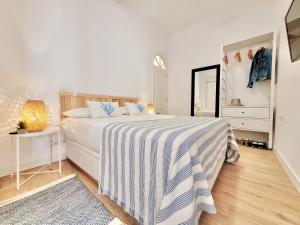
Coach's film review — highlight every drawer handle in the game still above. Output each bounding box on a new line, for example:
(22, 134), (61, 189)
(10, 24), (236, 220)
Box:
(241, 122), (244, 125)
(242, 112), (245, 114)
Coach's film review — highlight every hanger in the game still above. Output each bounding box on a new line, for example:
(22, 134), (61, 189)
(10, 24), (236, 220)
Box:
(234, 51), (241, 63)
(223, 54), (229, 65)
(248, 48), (254, 60)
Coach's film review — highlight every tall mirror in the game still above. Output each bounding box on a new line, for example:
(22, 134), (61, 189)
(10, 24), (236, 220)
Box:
(285, 0), (300, 62)
(191, 65), (220, 117)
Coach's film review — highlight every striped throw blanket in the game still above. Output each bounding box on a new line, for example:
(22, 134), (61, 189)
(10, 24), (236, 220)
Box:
(99, 116), (239, 225)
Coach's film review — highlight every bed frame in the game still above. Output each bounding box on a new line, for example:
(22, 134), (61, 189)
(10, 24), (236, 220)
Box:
(60, 91), (139, 181)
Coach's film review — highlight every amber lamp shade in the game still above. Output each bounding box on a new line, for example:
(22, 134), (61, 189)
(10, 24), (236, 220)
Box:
(22, 100), (48, 132)
(147, 103), (155, 114)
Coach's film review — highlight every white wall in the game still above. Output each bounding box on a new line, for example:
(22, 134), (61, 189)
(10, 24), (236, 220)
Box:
(274, 0), (300, 192)
(167, 1), (278, 115)
(0, 0), (167, 177)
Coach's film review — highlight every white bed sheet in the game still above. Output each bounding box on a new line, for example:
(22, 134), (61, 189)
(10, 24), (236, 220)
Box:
(62, 115), (174, 153)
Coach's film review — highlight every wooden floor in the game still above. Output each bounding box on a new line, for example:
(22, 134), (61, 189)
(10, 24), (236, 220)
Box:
(0, 145), (300, 225)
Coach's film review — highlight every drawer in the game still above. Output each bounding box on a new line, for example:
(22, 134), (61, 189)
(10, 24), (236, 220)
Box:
(222, 107), (269, 119)
(225, 118), (269, 132)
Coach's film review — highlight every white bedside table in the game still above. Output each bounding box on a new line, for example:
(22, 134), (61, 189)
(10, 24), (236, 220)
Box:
(10, 127), (62, 190)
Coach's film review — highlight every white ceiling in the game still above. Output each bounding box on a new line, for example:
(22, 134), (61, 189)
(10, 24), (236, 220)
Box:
(114, 0), (276, 33)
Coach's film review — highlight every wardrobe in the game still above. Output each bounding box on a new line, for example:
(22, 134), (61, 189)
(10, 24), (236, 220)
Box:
(220, 32), (277, 149)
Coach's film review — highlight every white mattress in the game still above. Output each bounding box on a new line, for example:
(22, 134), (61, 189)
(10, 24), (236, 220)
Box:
(62, 115), (174, 153)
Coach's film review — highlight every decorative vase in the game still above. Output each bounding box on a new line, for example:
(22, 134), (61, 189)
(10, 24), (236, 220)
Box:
(17, 129), (27, 134)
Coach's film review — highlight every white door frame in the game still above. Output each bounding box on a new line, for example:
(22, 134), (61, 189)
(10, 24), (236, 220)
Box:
(152, 65), (168, 113)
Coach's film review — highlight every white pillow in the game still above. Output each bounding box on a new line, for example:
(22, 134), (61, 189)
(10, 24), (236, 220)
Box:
(87, 101), (121, 118)
(119, 106), (129, 115)
(125, 103), (148, 115)
(63, 108), (92, 118)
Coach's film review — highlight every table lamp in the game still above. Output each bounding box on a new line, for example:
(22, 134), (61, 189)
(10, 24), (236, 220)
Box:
(22, 100), (48, 132)
(147, 103), (155, 114)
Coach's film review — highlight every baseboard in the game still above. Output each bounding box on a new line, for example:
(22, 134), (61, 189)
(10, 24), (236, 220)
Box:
(273, 147), (300, 194)
(0, 151), (67, 178)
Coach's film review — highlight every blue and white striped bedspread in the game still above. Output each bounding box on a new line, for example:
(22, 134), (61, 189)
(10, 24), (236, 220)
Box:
(98, 116), (239, 225)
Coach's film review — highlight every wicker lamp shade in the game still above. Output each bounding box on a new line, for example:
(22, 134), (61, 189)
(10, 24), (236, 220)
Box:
(22, 100), (48, 132)
(146, 103), (155, 114)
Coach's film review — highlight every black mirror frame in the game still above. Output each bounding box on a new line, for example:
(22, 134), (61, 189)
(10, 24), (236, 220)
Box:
(191, 64), (220, 117)
(285, 0), (299, 63)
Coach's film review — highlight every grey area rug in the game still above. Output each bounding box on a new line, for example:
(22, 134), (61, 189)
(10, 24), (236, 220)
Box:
(0, 176), (115, 225)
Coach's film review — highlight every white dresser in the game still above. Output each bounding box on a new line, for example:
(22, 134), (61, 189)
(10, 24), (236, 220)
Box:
(222, 107), (269, 132)
(222, 106), (272, 148)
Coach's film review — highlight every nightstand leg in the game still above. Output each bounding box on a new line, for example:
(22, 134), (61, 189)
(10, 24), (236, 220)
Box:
(58, 130), (61, 173)
(50, 134), (52, 167)
(16, 136), (20, 190)
(10, 137), (13, 178)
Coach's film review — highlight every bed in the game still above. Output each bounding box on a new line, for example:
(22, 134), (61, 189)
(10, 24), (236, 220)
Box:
(60, 92), (239, 225)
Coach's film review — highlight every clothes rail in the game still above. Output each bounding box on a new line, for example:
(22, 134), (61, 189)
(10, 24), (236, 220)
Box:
(225, 41), (273, 54)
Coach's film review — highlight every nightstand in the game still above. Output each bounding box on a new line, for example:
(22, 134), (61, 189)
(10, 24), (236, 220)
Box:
(9, 127), (62, 190)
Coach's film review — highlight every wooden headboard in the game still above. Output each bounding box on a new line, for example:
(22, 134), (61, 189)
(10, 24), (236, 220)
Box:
(59, 91), (139, 118)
